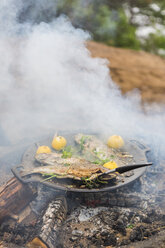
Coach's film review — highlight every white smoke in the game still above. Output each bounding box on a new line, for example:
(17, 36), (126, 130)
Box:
(0, 0), (165, 161)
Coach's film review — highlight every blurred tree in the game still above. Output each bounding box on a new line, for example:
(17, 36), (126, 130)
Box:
(143, 31), (165, 54)
(114, 8), (140, 49)
(92, 5), (117, 44)
(19, 0), (165, 55)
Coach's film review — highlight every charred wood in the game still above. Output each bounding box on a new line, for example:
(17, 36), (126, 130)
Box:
(39, 196), (67, 248)
(0, 177), (36, 223)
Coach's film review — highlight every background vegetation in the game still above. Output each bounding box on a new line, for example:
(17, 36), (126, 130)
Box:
(20, 0), (165, 55)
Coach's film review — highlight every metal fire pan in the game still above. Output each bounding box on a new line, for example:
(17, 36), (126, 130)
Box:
(12, 131), (150, 193)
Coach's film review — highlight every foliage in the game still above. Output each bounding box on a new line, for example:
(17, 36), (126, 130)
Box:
(114, 8), (140, 49)
(92, 5), (117, 45)
(55, 0), (165, 54)
(20, 0), (165, 55)
(56, 2), (140, 50)
(142, 31), (165, 55)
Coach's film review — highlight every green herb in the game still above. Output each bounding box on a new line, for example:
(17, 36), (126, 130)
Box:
(64, 163), (70, 167)
(81, 175), (108, 188)
(41, 164), (71, 182)
(127, 224), (134, 229)
(110, 155), (115, 159)
(92, 148), (116, 162)
(101, 158), (110, 164)
(42, 173), (61, 182)
(82, 178), (99, 188)
(93, 149), (101, 156)
(92, 158), (110, 165)
(92, 159), (101, 164)
(42, 173), (55, 176)
(93, 149), (108, 160)
(96, 177), (108, 184)
(79, 135), (90, 151)
(62, 146), (72, 158)
(42, 172), (64, 178)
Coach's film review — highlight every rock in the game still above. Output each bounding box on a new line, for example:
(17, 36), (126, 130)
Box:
(15, 235), (22, 245)
(100, 229), (110, 237)
(103, 232), (117, 246)
(130, 226), (145, 242)
(3, 232), (12, 243)
(70, 236), (78, 241)
(72, 230), (84, 236)
(113, 218), (126, 235)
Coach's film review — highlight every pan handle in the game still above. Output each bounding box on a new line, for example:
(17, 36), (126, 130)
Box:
(102, 162), (152, 176)
(11, 165), (29, 184)
(116, 162), (152, 174)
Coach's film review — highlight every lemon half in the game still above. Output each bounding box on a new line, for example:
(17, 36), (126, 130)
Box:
(52, 136), (67, 150)
(107, 135), (124, 149)
(36, 146), (51, 154)
(103, 161), (118, 170)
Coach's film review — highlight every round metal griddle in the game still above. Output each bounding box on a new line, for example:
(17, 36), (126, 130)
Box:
(12, 132), (150, 193)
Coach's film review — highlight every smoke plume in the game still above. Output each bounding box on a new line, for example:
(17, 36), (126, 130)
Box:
(0, 0), (165, 163)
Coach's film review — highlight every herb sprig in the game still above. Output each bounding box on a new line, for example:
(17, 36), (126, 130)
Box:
(92, 158), (110, 165)
(62, 146), (73, 158)
(79, 135), (90, 151)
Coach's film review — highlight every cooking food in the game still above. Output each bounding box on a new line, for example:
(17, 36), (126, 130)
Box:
(74, 133), (121, 165)
(23, 133), (134, 187)
(103, 161), (118, 170)
(35, 152), (61, 164)
(25, 153), (115, 180)
(51, 135), (67, 150)
(32, 133), (134, 184)
(107, 135), (124, 149)
(13, 132), (149, 191)
(36, 146), (51, 154)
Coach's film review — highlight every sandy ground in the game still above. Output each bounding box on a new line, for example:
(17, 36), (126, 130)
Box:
(88, 41), (165, 103)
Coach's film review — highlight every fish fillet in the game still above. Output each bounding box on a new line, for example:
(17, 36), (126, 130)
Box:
(23, 153), (114, 180)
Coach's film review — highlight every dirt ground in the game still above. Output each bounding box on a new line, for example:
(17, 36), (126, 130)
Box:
(88, 41), (165, 103)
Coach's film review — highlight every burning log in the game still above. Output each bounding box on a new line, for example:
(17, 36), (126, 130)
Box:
(0, 177), (36, 223)
(26, 237), (48, 248)
(39, 196), (67, 248)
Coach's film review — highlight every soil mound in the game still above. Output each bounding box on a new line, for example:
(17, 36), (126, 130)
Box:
(88, 41), (165, 103)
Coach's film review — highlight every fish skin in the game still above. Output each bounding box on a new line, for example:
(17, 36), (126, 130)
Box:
(74, 133), (121, 164)
(24, 153), (112, 180)
(35, 153), (102, 167)
(74, 134), (136, 179)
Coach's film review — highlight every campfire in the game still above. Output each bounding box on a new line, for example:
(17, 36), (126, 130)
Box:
(0, 1), (165, 247)
(0, 132), (165, 248)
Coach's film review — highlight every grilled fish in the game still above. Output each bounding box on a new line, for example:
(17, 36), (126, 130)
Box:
(74, 134), (135, 177)
(35, 152), (99, 167)
(24, 153), (115, 180)
(75, 134), (120, 163)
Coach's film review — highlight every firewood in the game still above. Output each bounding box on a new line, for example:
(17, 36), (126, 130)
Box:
(39, 196), (67, 248)
(26, 237), (48, 248)
(0, 177), (36, 223)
